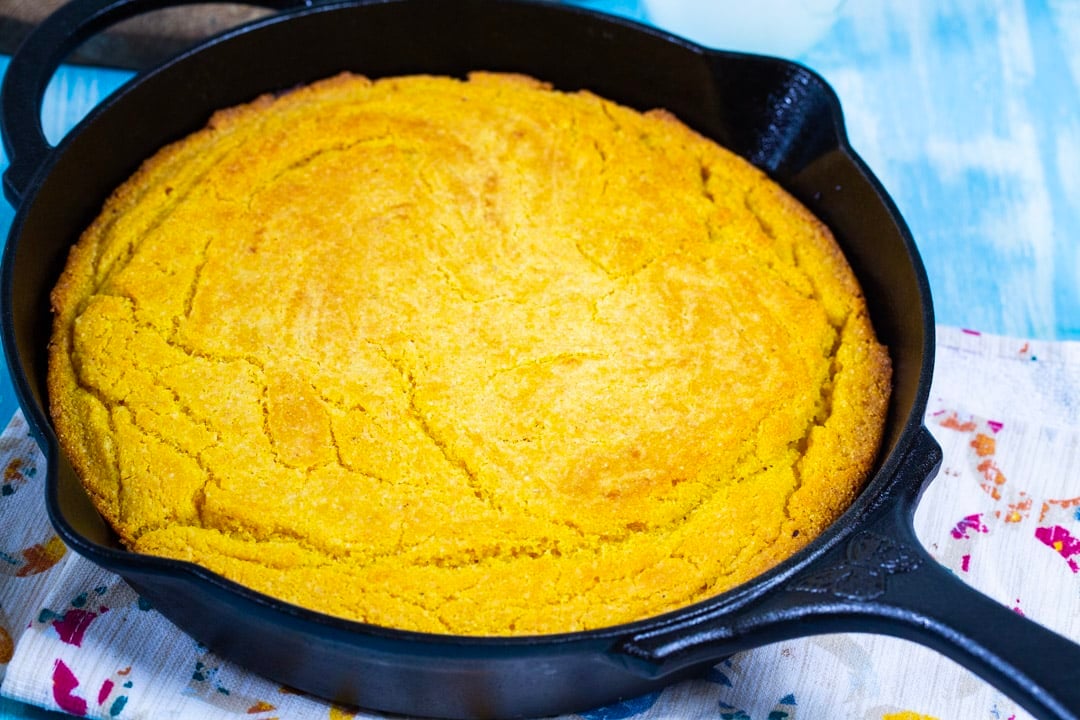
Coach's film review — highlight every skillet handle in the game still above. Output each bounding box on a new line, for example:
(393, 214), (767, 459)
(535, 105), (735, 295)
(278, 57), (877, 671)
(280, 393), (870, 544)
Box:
(0, 0), (314, 206)
(618, 426), (1080, 720)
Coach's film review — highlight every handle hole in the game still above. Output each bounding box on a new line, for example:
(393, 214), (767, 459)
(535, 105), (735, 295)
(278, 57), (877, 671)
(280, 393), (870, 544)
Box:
(40, 64), (133, 146)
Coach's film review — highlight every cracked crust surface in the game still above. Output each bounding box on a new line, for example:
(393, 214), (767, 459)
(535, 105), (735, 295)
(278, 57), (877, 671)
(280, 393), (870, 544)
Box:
(48, 72), (891, 635)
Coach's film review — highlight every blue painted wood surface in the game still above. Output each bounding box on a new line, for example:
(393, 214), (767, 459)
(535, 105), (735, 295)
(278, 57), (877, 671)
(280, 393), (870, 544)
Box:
(0, 1), (1077, 717)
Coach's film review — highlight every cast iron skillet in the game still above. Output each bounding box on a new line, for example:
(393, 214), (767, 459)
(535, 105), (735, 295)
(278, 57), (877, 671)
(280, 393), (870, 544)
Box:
(3, 1), (1079, 718)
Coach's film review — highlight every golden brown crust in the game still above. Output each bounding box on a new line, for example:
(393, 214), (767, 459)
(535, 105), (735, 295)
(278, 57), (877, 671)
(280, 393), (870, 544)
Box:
(49, 71), (890, 635)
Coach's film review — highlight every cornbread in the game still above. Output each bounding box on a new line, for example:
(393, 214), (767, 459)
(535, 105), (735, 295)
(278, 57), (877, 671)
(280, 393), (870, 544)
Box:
(48, 72), (891, 636)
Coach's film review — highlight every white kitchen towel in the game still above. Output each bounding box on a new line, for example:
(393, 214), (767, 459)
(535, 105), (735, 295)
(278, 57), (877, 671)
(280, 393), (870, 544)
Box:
(1, 325), (1077, 720)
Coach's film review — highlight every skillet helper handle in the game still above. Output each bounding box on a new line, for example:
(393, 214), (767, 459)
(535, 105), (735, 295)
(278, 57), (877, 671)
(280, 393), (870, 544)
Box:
(620, 426), (1080, 720)
(0, 0), (314, 205)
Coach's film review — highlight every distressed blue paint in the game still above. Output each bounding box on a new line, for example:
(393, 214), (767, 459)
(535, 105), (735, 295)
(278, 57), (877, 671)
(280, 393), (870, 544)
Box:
(0, 697), (65, 720)
(799, 1), (1080, 340)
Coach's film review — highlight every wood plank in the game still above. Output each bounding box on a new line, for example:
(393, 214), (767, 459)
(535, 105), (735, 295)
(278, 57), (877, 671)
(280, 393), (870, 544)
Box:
(0, 1), (272, 69)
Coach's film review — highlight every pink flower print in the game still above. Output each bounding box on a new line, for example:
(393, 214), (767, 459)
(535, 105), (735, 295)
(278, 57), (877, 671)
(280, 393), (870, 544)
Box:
(1034, 525), (1080, 573)
(98, 679), (114, 705)
(949, 513), (989, 540)
(38, 591), (111, 647)
(52, 607), (106, 647)
(52, 659), (88, 716)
